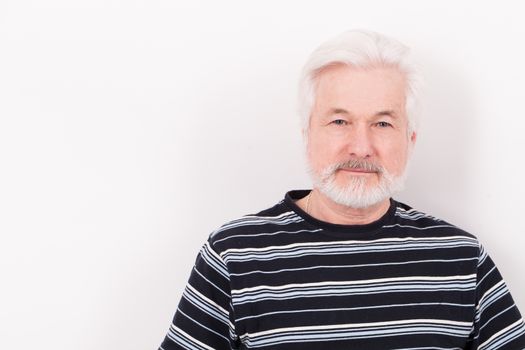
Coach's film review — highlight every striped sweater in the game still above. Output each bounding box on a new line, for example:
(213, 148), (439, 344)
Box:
(159, 190), (525, 349)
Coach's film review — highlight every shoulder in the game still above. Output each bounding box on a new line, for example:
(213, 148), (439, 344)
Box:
(206, 199), (305, 254)
(392, 199), (480, 242)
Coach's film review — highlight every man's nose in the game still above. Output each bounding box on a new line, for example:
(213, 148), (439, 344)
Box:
(346, 125), (374, 158)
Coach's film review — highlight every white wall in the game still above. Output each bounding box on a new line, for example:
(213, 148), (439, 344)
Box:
(1, 1), (524, 349)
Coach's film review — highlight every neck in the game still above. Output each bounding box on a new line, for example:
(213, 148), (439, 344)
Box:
(299, 188), (391, 225)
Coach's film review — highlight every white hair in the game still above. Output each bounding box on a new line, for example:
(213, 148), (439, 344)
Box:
(298, 30), (422, 135)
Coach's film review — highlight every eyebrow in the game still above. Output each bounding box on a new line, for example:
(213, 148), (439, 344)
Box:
(331, 108), (349, 115)
(376, 110), (398, 118)
(328, 108), (398, 118)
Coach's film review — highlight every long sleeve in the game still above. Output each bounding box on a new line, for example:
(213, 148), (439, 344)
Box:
(159, 239), (240, 350)
(466, 244), (525, 349)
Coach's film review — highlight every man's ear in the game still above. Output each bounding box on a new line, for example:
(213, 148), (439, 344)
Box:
(410, 131), (417, 145)
(301, 127), (310, 145)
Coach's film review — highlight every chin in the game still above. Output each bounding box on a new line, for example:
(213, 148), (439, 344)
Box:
(320, 184), (391, 209)
(316, 171), (405, 209)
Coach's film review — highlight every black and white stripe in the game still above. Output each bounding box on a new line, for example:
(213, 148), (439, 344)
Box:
(159, 190), (525, 349)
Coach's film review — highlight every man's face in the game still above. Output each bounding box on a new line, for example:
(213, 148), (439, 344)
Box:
(306, 64), (416, 208)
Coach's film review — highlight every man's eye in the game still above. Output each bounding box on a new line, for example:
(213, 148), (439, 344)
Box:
(331, 119), (347, 126)
(376, 121), (392, 128)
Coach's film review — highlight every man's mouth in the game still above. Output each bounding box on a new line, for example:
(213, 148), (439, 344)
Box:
(340, 168), (377, 174)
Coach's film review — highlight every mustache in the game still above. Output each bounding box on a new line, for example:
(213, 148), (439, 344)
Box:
(325, 159), (384, 175)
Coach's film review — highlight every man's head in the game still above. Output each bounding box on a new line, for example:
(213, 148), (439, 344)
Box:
(299, 30), (420, 209)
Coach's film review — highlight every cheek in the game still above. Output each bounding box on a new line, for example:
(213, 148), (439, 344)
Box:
(381, 141), (409, 174)
(308, 136), (344, 168)
(306, 142), (324, 171)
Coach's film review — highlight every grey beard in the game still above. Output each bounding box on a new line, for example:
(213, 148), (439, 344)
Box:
(309, 159), (407, 209)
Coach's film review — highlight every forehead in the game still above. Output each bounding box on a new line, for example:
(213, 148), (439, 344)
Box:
(313, 64), (407, 116)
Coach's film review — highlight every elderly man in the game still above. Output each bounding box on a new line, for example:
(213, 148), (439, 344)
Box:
(158, 31), (525, 349)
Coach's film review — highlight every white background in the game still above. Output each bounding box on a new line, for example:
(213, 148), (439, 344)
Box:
(1, 1), (524, 349)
